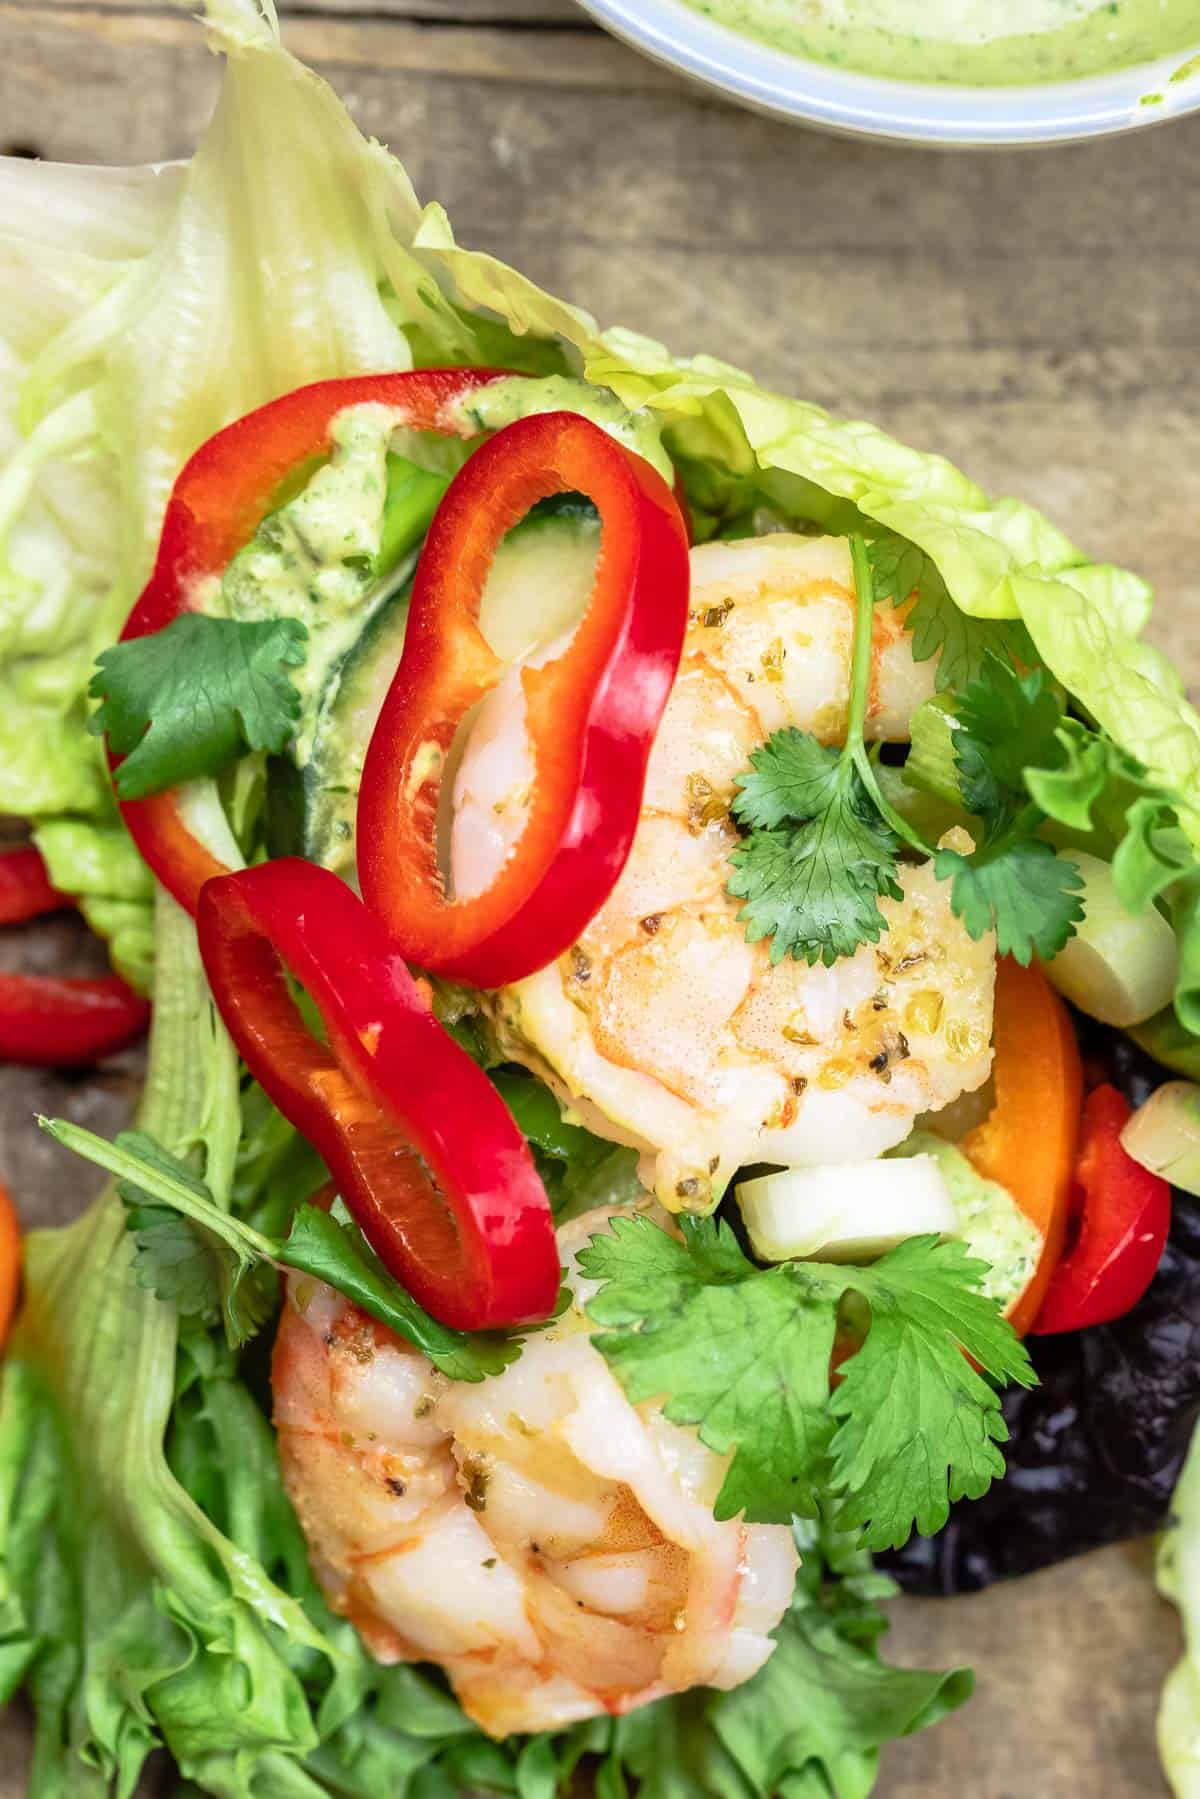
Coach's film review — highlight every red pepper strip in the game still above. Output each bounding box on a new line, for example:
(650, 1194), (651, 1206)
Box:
(112, 368), (516, 916)
(1031, 1084), (1171, 1335)
(357, 411), (690, 989)
(0, 844), (149, 1065)
(0, 846), (68, 925)
(0, 973), (149, 1067)
(196, 857), (560, 1331)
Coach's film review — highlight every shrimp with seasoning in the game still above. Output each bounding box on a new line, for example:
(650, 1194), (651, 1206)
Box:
(452, 533), (996, 1210)
(272, 1207), (798, 1739)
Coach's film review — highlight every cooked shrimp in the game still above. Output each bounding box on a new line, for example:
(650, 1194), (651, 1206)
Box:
(453, 534), (996, 1211)
(273, 1207), (798, 1738)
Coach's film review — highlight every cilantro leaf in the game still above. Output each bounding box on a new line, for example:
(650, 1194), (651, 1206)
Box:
(116, 1129), (273, 1346)
(124, 1203), (224, 1324)
(867, 532), (1032, 692)
(936, 835), (1083, 963)
(91, 612), (308, 800)
(728, 802), (903, 967)
(41, 1116), (520, 1380)
(827, 1236), (1031, 1548)
(951, 652), (1063, 826)
(726, 544), (907, 969)
(580, 1214), (1034, 1552)
(583, 1215), (838, 1523)
(927, 651), (1084, 961)
(731, 725), (849, 831)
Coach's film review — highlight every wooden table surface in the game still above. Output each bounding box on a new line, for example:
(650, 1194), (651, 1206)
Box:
(4, 2), (1200, 1793)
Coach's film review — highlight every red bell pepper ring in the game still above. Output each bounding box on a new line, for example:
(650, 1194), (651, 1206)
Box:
(357, 410), (691, 989)
(110, 369), (516, 915)
(0, 846), (68, 925)
(196, 857), (560, 1331)
(0, 973), (150, 1067)
(1031, 1084), (1171, 1335)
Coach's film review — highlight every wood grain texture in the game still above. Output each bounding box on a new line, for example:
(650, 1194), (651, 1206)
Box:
(1, 2), (1197, 1793)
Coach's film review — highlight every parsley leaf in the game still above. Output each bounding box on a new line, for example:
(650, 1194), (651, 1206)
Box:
(727, 538), (909, 967)
(580, 1214), (1034, 1552)
(91, 612), (308, 800)
(867, 532), (1032, 693)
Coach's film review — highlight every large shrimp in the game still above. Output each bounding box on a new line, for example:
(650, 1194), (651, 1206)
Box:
(453, 534), (997, 1210)
(273, 1207), (798, 1738)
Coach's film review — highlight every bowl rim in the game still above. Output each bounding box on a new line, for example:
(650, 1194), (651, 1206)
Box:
(577, 0), (1200, 146)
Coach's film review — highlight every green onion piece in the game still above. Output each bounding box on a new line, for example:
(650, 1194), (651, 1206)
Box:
(903, 693), (963, 810)
(1044, 850), (1177, 1027)
(736, 1156), (957, 1264)
(1121, 1081), (1200, 1197)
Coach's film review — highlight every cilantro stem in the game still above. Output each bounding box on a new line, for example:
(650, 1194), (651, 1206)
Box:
(39, 1115), (279, 1263)
(848, 535), (935, 859)
(846, 535), (876, 749)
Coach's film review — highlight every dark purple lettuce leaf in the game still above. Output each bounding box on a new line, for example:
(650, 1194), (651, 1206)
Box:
(884, 1024), (1200, 1594)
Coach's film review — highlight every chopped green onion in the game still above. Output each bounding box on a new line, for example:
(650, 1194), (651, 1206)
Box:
(903, 692), (963, 810)
(1121, 1081), (1200, 1197)
(1044, 850), (1177, 1027)
(736, 1156), (957, 1265)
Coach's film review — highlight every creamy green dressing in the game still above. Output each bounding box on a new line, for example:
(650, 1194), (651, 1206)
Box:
(453, 375), (671, 486)
(219, 405), (400, 761)
(686, 0), (1199, 85)
(214, 378), (665, 766)
(894, 1131), (1041, 1308)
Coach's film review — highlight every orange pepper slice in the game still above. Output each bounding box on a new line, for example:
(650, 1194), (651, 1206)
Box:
(960, 957), (1083, 1337)
(0, 1183), (20, 1348)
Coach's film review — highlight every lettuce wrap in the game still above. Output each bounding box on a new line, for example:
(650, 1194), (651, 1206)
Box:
(3, 3), (1200, 1794)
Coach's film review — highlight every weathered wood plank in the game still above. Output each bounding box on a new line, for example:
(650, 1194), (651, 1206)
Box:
(6, 0), (581, 15)
(6, 5), (1195, 668)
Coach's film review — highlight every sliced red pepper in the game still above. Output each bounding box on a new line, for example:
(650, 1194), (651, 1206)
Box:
(0, 843), (150, 1066)
(357, 410), (690, 989)
(0, 846), (67, 925)
(1031, 1083), (1171, 1335)
(0, 973), (149, 1066)
(196, 857), (560, 1331)
(111, 369), (515, 915)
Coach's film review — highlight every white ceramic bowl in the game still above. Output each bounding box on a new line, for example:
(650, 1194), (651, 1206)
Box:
(577, 0), (1200, 147)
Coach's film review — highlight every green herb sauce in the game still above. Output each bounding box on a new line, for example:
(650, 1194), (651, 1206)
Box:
(686, 0), (1200, 86)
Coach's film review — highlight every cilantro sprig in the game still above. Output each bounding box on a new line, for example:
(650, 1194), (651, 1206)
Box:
(932, 653), (1085, 962)
(40, 1117), (521, 1381)
(728, 537), (920, 967)
(728, 540), (1084, 968)
(91, 611), (308, 800)
(579, 1213), (1034, 1552)
(867, 531), (1033, 692)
